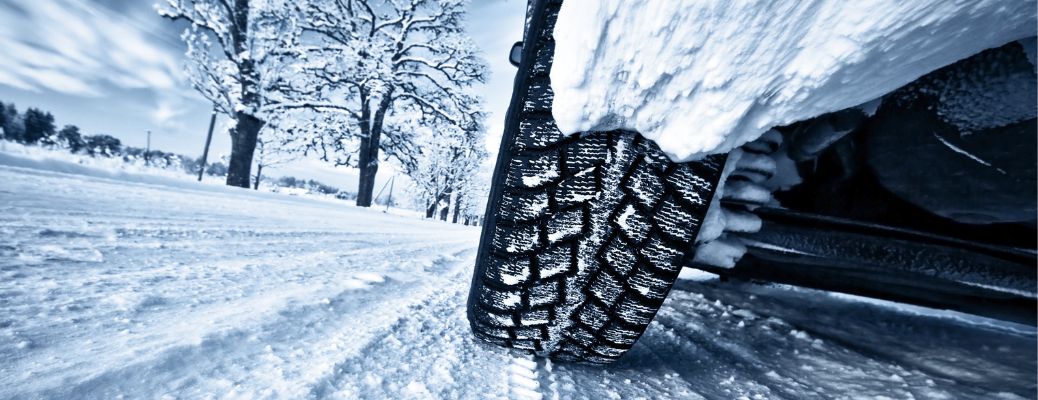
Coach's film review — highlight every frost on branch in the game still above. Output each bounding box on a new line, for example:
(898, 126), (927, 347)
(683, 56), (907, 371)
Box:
(158, 0), (303, 188)
(275, 0), (490, 207)
(157, 0), (299, 119)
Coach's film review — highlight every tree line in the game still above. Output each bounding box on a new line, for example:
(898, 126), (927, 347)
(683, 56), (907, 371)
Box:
(2, 103), (120, 157)
(0, 100), (384, 201)
(158, 0), (491, 224)
(0, 100), (249, 178)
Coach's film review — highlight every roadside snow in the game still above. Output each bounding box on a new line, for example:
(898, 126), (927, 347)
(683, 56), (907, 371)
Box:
(551, 0), (1036, 161)
(0, 141), (421, 219)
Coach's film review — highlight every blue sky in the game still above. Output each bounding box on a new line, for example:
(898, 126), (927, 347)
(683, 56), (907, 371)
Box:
(0, 0), (525, 188)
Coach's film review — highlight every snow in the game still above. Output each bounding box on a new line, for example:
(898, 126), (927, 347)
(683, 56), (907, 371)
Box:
(691, 238), (748, 269)
(692, 132), (779, 268)
(0, 141), (226, 187)
(522, 169), (560, 187)
(550, 0), (1037, 162)
(1, 149), (1034, 398)
(0, 141), (422, 219)
(932, 132), (1008, 174)
(614, 203), (638, 230)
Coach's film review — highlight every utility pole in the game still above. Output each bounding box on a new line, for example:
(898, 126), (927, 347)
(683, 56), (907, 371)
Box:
(145, 130), (152, 166)
(198, 109), (217, 181)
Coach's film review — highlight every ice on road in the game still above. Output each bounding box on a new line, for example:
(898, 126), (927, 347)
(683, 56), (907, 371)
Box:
(0, 155), (1034, 399)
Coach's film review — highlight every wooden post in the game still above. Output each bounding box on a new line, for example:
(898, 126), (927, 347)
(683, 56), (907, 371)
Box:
(145, 130), (151, 166)
(198, 109), (217, 181)
(385, 175), (394, 212)
(253, 164), (263, 190)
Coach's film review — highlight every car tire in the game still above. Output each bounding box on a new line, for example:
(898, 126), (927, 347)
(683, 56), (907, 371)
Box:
(466, 0), (726, 364)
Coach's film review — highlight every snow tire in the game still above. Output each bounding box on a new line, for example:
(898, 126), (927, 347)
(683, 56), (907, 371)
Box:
(467, 0), (726, 364)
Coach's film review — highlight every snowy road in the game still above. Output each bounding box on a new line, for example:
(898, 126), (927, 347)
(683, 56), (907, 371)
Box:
(1, 156), (1034, 399)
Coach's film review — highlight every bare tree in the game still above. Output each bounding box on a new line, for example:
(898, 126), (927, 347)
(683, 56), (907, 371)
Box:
(159, 0), (297, 188)
(278, 0), (489, 207)
(249, 108), (326, 189)
(251, 132), (298, 190)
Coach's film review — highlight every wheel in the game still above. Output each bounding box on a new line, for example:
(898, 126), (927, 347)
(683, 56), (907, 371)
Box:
(465, 0), (726, 364)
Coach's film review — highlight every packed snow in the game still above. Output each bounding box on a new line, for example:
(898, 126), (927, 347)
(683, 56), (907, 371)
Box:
(550, 0), (1037, 161)
(1, 151), (1035, 399)
(693, 132), (781, 269)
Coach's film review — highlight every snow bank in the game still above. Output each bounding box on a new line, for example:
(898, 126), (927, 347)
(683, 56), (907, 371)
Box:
(0, 142), (231, 190)
(551, 0), (1037, 162)
(0, 141), (222, 184)
(0, 142), (427, 216)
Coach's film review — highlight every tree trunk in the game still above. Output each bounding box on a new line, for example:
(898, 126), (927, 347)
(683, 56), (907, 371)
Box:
(355, 93), (394, 207)
(425, 198), (436, 219)
(226, 112), (263, 188)
(356, 135), (379, 207)
(225, 1), (263, 189)
(452, 194), (462, 224)
(439, 188), (452, 221)
(253, 164), (263, 190)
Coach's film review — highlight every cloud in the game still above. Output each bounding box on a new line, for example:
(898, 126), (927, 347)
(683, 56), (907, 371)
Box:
(149, 91), (201, 136)
(152, 99), (177, 124)
(0, 0), (186, 97)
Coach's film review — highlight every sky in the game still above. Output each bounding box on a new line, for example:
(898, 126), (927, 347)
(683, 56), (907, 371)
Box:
(0, 0), (526, 189)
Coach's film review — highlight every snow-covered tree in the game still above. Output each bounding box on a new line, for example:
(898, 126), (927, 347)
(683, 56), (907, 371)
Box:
(158, 0), (299, 188)
(83, 134), (122, 157)
(54, 125), (85, 153)
(22, 108), (55, 144)
(0, 103), (10, 140)
(453, 161), (491, 225)
(1, 103), (24, 142)
(394, 108), (487, 221)
(278, 0), (489, 207)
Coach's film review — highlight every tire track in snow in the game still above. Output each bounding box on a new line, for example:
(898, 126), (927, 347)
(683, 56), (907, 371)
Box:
(652, 290), (920, 399)
(501, 349), (563, 400)
(666, 280), (1038, 398)
(643, 315), (778, 399)
(530, 326), (708, 400)
(0, 163), (494, 399)
(305, 264), (520, 400)
(1, 237), (472, 336)
(536, 357), (560, 400)
(508, 355), (542, 400)
(20, 249), (476, 399)
(1, 220), (468, 254)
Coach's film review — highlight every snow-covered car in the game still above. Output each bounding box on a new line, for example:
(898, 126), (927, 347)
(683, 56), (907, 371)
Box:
(467, 0), (1037, 363)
